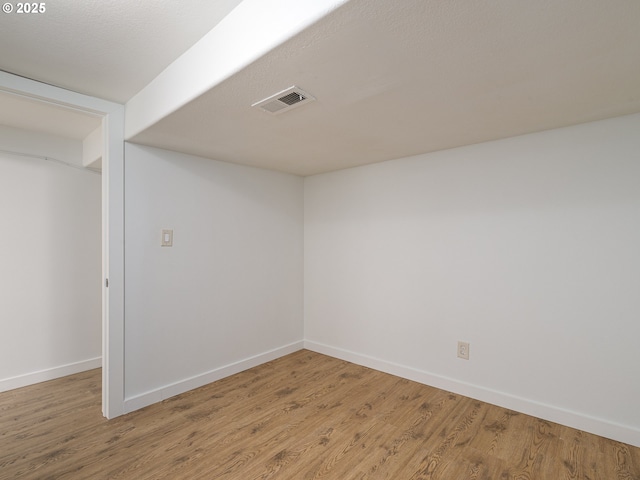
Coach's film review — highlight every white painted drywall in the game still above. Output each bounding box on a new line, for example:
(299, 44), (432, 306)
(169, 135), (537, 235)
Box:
(124, 144), (304, 405)
(0, 126), (102, 390)
(304, 113), (640, 446)
(125, 0), (347, 139)
(83, 126), (102, 169)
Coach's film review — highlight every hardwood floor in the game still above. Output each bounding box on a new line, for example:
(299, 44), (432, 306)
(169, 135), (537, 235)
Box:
(1, 350), (639, 479)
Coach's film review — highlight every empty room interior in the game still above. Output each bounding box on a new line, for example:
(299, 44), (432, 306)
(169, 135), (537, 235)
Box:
(1, 0), (640, 478)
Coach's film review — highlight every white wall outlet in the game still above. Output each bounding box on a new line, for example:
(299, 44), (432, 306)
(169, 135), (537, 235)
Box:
(457, 341), (470, 360)
(161, 229), (173, 247)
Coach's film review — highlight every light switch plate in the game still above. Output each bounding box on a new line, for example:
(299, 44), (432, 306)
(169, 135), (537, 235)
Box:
(161, 229), (173, 247)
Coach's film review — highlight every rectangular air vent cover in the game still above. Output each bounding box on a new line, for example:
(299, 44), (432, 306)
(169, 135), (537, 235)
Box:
(252, 86), (315, 115)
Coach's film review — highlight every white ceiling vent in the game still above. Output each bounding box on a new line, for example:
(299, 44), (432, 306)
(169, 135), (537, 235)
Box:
(252, 86), (315, 115)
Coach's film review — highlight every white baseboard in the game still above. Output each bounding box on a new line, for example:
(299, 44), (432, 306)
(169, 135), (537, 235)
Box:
(304, 340), (640, 448)
(0, 357), (102, 393)
(124, 341), (305, 414)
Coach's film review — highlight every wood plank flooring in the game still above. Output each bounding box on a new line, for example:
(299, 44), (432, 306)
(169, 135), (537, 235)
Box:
(1, 350), (639, 479)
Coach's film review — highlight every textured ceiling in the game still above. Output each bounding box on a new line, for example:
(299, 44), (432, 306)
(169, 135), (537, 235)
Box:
(129, 0), (640, 175)
(0, 91), (101, 140)
(0, 0), (243, 103)
(2, 0), (640, 175)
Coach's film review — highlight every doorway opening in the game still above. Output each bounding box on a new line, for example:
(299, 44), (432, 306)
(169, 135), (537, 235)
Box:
(0, 71), (125, 418)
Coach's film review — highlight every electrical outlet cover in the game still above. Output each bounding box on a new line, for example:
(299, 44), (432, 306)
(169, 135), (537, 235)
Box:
(457, 341), (470, 360)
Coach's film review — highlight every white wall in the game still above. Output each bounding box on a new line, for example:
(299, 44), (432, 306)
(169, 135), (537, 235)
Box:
(304, 113), (640, 446)
(123, 144), (304, 410)
(0, 126), (102, 391)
